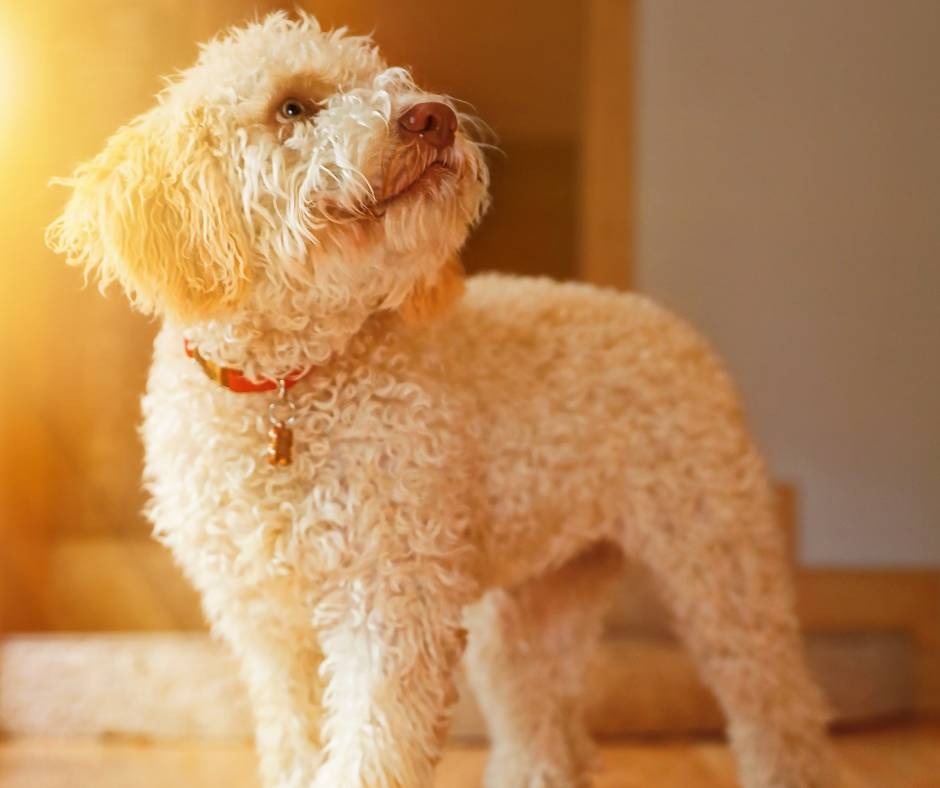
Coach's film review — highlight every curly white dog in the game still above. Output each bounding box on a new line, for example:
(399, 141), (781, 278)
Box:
(47, 11), (835, 788)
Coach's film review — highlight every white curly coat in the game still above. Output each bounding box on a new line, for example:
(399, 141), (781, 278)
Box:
(47, 12), (835, 788)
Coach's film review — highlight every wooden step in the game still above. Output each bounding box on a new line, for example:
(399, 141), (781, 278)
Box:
(0, 632), (914, 741)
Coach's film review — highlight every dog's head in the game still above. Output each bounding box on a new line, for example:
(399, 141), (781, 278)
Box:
(47, 12), (490, 327)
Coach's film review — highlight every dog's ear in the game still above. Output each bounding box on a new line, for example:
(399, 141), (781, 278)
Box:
(46, 108), (251, 322)
(398, 257), (465, 325)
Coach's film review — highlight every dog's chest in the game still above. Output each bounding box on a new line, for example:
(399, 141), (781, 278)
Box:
(140, 325), (474, 583)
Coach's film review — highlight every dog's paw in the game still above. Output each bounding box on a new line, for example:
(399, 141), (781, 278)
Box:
(483, 748), (591, 788)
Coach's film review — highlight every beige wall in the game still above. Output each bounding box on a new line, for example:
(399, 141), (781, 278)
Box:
(637, 1), (940, 565)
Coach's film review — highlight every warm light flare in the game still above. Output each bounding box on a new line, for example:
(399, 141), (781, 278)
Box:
(0, 22), (21, 140)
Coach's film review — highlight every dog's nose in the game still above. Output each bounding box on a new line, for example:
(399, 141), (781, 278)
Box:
(398, 102), (458, 149)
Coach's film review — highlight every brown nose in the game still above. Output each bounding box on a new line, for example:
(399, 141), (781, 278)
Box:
(398, 102), (458, 149)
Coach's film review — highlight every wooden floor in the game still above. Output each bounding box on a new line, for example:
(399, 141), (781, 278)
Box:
(0, 724), (937, 787)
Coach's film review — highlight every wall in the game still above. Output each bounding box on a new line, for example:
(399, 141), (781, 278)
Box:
(636, 1), (940, 565)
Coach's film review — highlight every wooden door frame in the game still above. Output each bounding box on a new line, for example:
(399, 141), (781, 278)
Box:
(579, 0), (635, 290)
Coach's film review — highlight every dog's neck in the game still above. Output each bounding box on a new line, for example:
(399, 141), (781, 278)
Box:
(180, 300), (383, 383)
(179, 243), (458, 382)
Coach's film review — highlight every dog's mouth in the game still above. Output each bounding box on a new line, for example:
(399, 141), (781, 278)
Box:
(319, 144), (471, 225)
(369, 146), (460, 216)
(376, 160), (453, 208)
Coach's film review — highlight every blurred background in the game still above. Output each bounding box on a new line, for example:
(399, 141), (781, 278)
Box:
(0, 0), (937, 782)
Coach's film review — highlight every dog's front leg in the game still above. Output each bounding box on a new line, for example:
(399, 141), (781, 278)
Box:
(310, 565), (471, 788)
(197, 580), (326, 788)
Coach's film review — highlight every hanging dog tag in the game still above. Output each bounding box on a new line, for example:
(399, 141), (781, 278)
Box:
(268, 421), (294, 465)
(267, 379), (297, 466)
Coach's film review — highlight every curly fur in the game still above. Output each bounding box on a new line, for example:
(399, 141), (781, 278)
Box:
(47, 11), (836, 788)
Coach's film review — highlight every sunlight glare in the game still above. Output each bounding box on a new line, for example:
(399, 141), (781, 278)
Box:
(0, 22), (20, 140)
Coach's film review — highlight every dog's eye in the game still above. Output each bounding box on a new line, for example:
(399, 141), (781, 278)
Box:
(276, 98), (310, 123)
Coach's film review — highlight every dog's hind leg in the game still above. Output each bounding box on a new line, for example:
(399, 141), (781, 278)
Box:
(624, 456), (837, 788)
(464, 542), (624, 788)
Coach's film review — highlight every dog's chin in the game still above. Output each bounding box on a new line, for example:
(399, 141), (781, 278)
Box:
(374, 162), (458, 214)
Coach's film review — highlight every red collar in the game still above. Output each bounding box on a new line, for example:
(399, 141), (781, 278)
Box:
(184, 340), (308, 393)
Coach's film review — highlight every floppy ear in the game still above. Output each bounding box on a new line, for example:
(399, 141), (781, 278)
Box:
(398, 256), (466, 325)
(46, 108), (251, 322)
